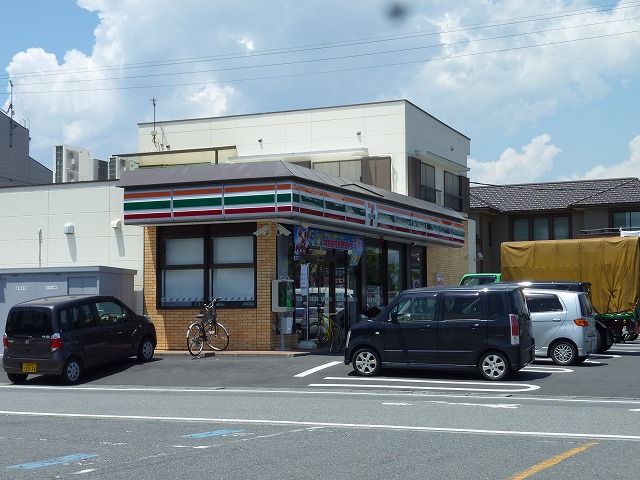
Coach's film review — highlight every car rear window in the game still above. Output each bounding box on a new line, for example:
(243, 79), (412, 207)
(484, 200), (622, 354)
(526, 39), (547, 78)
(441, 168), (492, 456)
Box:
(508, 289), (530, 317)
(526, 294), (564, 313)
(578, 293), (594, 317)
(6, 309), (54, 337)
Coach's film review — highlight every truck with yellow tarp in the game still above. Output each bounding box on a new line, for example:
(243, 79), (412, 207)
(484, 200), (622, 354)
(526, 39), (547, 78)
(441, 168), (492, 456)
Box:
(500, 236), (640, 345)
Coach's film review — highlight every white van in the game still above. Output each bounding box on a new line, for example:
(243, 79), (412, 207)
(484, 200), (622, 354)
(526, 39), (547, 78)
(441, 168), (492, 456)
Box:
(523, 289), (597, 365)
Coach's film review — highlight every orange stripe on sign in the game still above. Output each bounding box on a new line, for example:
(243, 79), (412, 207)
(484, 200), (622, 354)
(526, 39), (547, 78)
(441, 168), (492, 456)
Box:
(124, 191), (171, 199)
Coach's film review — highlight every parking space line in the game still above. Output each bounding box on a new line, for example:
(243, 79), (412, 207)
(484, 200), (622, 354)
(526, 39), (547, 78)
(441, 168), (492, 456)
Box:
(293, 361), (342, 377)
(311, 377), (540, 393)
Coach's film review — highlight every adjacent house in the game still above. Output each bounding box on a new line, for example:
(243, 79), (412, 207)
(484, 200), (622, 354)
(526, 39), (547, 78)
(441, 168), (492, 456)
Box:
(469, 177), (640, 272)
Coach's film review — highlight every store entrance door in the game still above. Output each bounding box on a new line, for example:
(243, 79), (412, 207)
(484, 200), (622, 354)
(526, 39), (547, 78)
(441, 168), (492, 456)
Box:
(306, 250), (355, 332)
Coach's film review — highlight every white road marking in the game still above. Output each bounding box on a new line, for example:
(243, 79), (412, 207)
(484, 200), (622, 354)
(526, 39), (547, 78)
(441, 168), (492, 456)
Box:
(293, 361), (342, 377)
(522, 365), (573, 373)
(2, 409), (639, 442)
(310, 376), (540, 393)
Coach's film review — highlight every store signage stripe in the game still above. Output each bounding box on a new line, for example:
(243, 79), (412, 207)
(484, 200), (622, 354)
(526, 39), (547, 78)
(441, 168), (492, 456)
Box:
(121, 180), (464, 246)
(324, 212), (346, 221)
(224, 206), (277, 215)
(124, 190), (171, 199)
(225, 184), (276, 194)
(174, 210), (223, 217)
(124, 212), (171, 220)
(124, 200), (171, 211)
(275, 193), (292, 202)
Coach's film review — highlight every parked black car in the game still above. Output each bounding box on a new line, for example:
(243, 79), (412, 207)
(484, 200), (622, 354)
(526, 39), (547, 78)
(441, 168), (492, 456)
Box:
(344, 284), (535, 381)
(3, 295), (157, 384)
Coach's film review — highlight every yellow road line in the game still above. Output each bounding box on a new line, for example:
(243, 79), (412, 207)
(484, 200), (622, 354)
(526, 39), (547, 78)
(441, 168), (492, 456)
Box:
(509, 442), (598, 480)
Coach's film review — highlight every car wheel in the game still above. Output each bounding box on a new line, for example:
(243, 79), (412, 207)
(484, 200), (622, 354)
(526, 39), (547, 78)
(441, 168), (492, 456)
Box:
(352, 348), (380, 376)
(137, 337), (155, 361)
(61, 358), (82, 384)
(550, 341), (577, 366)
(478, 351), (511, 381)
(7, 373), (28, 384)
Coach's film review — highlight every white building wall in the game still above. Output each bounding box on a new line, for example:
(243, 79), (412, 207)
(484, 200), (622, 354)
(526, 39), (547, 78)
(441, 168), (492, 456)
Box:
(0, 181), (144, 312)
(137, 101), (433, 195)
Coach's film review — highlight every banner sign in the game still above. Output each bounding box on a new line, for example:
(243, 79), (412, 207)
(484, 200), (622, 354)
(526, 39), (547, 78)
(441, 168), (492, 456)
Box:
(294, 226), (364, 266)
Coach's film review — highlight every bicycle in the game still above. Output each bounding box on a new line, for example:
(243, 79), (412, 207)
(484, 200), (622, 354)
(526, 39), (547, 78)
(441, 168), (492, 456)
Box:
(186, 298), (229, 356)
(315, 308), (344, 353)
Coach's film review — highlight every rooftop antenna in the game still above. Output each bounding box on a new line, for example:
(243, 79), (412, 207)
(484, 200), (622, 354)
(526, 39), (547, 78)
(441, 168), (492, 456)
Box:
(6, 80), (15, 147)
(151, 97), (158, 148)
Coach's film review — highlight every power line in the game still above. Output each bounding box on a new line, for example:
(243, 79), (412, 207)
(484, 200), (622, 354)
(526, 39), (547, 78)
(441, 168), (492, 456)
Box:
(2, 0), (639, 84)
(9, 27), (640, 95)
(11, 13), (640, 89)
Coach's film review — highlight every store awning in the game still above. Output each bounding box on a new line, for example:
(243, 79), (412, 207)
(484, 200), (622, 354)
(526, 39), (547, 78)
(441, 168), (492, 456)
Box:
(117, 161), (466, 247)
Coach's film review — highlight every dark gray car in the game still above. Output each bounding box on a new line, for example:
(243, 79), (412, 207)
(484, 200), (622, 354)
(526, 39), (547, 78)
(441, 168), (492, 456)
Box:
(344, 284), (535, 381)
(3, 295), (157, 384)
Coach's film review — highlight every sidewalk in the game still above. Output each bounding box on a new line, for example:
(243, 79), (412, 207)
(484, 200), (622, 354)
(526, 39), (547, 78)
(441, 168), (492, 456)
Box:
(155, 348), (337, 357)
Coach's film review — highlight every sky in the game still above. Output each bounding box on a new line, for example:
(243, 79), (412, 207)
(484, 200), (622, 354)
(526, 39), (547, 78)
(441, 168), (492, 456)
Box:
(2, 0), (640, 187)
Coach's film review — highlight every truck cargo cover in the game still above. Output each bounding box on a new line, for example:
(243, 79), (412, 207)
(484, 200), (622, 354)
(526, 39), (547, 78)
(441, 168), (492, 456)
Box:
(501, 237), (640, 315)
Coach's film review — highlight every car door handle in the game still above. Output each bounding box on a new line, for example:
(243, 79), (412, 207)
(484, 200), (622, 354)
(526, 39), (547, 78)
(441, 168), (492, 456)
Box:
(471, 323), (481, 328)
(552, 318), (562, 322)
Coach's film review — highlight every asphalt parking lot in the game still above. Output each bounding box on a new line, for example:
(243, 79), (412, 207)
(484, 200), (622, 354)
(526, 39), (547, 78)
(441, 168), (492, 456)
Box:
(4, 340), (640, 399)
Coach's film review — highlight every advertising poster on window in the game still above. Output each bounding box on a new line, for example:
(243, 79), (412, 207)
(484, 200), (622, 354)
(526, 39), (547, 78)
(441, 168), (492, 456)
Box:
(294, 226), (364, 266)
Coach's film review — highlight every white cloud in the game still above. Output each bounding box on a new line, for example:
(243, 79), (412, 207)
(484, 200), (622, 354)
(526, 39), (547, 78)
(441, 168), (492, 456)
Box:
(566, 134), (640, 180)
(3, 0), (640, 179)
(468, 134), (562, 184)
(407, 1), (640, 131)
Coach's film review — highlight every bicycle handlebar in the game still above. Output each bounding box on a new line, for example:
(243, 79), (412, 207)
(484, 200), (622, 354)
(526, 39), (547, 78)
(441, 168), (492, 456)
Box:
(204, 297), (222, 311)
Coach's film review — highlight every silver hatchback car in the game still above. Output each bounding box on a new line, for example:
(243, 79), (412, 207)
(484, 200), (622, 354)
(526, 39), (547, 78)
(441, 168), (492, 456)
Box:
(523, 289), (597, 365)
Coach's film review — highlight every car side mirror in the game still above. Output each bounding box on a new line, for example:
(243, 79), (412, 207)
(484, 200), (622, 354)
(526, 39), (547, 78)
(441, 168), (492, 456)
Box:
(389, 311), (398, 322)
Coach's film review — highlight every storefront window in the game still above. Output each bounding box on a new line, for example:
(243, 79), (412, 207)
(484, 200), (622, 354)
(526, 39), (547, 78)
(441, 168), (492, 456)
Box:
(211, 236), (255, 307)
(365, 245), (383, 309)
(159, 226), (256, 308)
(410, 246), (424, 288)
(387, 246), (402, 302)
(161, 238), (205, 307)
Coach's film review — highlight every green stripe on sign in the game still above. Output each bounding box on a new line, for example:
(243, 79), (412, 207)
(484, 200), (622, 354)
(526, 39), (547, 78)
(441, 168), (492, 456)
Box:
(124, 200), (171, 211)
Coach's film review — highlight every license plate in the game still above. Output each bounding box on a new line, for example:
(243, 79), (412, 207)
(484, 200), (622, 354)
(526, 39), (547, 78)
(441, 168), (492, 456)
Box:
(22, 363), (37, 373)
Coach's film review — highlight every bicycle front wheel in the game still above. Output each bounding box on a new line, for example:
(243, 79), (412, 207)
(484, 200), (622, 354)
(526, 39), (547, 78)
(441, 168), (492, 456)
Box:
(206, 322), (229, 351)
(187, 323), (204, 356)
(329, 324), (343, 353)
(316, 321), (330, 347)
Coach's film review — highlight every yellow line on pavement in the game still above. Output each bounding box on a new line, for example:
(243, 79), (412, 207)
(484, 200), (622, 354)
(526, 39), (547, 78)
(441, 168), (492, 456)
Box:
(509, 442), (598, 480)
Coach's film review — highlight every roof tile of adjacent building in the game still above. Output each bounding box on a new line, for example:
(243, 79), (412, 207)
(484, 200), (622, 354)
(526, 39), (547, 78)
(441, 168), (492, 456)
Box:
(470, 177), (640, 212)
